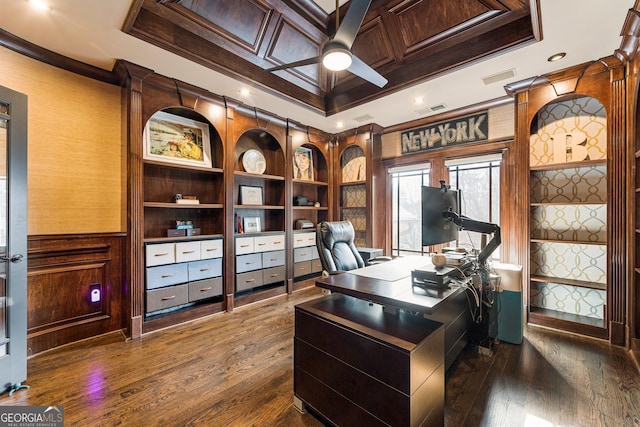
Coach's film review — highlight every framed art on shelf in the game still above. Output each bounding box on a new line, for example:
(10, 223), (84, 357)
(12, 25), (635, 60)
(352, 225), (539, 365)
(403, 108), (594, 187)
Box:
(293, 146), (314, 181)
(143, 111), (212, 167)
(239, 185), (264, 205)
(243, 217), (261, 233)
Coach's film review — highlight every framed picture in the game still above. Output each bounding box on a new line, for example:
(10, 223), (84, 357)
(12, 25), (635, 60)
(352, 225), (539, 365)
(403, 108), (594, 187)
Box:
(143, 111), (212, 167)
(243, 217), (261, 233)
(293, 146), (314, 181)
(239, 185), (264, 205)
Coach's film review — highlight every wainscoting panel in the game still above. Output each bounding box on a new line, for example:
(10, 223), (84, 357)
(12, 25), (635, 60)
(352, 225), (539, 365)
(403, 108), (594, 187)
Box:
(27, 233), (127, 355)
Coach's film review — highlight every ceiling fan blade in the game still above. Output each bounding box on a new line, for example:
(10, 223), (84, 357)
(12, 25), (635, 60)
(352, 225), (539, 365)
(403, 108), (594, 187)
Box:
(266, 56), (321, 72)
(333, 0), (372, 50)
(348, 54), (388, 87)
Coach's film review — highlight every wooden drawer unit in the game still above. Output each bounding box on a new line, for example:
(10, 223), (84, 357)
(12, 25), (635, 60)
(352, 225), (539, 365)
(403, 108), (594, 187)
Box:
(311, 259), (322, 273)
(188, 258), (222, 281)
(188, 277), (222, 302)
(145, 243), (175, 267)
(146, 284), (189, 312)
(262, 250), (285, 268)
(146, 263), (189, 290)
(200, 239), (223, 259)
(263, 266), (286, 285)
(294, 294), (445, 427)
(236, 270), (263, 292)
(175, 241), (201, 263)
(293, 231), (316, 248)
(236, 253), (263, 274)
(294, 260), (313, 277)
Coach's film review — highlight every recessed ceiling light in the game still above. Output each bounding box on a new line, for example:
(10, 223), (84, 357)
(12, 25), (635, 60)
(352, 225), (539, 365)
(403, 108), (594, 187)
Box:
(239, 88), (250, 97)
(547, 52), (566, 62)
(414, 96), (424, 104)
(29, 0), (51, 11)
(336, 121), (344, 129)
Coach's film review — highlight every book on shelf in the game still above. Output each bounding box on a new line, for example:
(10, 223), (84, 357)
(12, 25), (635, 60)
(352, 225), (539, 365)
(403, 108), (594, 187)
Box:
(176, 199), (200, 205)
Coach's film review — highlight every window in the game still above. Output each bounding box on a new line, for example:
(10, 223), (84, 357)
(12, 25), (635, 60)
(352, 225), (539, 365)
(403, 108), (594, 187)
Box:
(390, 164), (430, 256)
(446, 154), (501, 259)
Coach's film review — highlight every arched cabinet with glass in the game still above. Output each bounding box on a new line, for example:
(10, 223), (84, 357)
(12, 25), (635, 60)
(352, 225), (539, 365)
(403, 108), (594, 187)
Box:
(338, 144), (368, 247)
(142, 107), (226, 325)
(290, 127), (331, 286)
(233, 127), (287, 304)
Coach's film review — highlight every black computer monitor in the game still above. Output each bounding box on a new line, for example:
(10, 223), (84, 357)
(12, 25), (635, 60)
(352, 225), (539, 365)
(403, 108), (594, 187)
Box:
(421, 183), (459, 247)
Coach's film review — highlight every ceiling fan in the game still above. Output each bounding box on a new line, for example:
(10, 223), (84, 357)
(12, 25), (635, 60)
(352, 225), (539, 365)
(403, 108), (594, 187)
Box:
(267, 0), (388, 88)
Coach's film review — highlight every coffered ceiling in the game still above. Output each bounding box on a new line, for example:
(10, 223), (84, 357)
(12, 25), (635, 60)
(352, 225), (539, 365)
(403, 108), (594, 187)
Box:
(0, 0), (634, 132)
(125, 0), (538, 116)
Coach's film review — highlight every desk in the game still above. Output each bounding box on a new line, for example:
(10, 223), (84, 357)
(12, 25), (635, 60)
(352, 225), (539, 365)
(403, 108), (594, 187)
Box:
(294, 257), (472, 426)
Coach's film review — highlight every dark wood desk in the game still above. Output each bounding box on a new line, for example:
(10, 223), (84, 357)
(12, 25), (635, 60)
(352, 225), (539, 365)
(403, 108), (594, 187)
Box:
(294, 257), (472, 426)
(314, 257), (471, 371)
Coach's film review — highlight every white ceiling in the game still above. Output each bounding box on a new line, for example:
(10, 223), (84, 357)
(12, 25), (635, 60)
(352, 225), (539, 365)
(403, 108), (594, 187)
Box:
(0, 0), (634, 133)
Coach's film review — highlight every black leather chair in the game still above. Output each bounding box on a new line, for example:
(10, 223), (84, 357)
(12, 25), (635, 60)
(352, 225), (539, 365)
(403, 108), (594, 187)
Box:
(316, 221), (365, 273)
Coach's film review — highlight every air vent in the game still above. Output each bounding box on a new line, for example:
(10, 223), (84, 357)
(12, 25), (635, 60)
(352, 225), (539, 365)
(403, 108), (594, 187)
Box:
(415, 104), (447, 115)
(352, 114), (374, 123)
(481, 69), (516, 85)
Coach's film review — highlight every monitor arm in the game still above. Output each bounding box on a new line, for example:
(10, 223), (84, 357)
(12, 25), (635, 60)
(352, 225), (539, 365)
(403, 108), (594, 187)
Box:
(442, 210), (501, 265)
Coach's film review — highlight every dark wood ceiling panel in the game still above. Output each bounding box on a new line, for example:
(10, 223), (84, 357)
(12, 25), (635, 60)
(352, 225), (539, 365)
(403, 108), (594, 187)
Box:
(124, 0), (540, 115)
(177, 0), (272, 53)
(266, 19), (323, 85)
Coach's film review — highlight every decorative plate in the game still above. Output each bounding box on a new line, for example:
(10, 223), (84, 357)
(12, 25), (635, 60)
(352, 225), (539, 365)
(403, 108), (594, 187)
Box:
(242, 149), (266, 174)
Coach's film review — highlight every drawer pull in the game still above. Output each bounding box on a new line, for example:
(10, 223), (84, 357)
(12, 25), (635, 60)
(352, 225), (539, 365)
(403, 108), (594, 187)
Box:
(240, 244), (250, 248)
(182, 250), (196, 254)
(200, 287), (212, 292)
(161, 295), (176, 301)
(274, 241), (282, 244)
(295, 239), (303, 242)
(245, 279), (256, 283)
(206, 248), (218, 251)
(301, 252), (308, 256)
(270, 274), (279, 278)
(199, 267), (211, 271)
(161, 274), (175, 278)
(270, 258), (278, 261)
(245, 261), (254, 265)
(257, 243), (267, 246)
(154, 253), (169, 257)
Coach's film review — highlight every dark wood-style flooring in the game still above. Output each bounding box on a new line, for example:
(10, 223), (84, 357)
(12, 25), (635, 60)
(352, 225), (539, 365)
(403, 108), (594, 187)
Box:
(1, 285), (639, 426)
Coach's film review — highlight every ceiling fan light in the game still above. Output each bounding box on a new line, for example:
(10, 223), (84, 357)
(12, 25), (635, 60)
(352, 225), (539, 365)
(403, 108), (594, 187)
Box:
(323, 49), (352, 71)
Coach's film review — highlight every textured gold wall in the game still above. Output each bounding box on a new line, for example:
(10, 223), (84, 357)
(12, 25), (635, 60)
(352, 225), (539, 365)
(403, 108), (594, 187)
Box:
(0, 47), (124, 235)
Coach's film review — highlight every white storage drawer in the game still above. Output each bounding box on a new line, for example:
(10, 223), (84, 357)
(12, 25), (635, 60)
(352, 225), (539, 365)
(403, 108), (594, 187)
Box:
(145, 243), (175, 266)
(254, 235), (272, 253)
(200, 239), (223, 259)
(146, 263), (189, 290)
(262, 250), (285, 268)
(294, 231), (316, 248)
(146, 284), (189, 312)
(236, 253), (263, 273)
(188, 258), (223, 281)
(236, 236), (255, 255)
(269, 234), (286, 251)
(294, 247), (314, 263)
(188, 277), (223, 302)
(175, 241), (201, 263)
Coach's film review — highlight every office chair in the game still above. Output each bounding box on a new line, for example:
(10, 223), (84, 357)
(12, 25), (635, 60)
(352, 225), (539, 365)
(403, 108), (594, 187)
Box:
(316, 220), (390, 275)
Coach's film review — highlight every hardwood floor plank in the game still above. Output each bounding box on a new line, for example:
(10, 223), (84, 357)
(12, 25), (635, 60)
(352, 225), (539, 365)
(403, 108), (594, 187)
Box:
(1, 286), (639, 426)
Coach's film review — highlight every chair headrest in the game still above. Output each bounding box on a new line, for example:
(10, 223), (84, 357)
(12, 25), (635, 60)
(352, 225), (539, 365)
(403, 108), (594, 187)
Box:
(318, 221), (355, 249)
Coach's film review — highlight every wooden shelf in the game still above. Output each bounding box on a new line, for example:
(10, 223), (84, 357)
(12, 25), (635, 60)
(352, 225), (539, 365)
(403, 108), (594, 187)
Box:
(292, 179), (328, 186)
(530, 238), (606, 246)
(234, 204), (284, 210)
(530, 159), (606, 171)
(529, 307), (606, 337)
(530, 201), (606, 206)
(144, 202), (223, 209)
(293, 206), (328, 211)
(340, 180), (366, 187)
(144, 234), (223, 243)
(234, 230), (284, 237)
(143, 159), (224, 174)
(234, 171), (284, 181)
(530, 275), (606, 290)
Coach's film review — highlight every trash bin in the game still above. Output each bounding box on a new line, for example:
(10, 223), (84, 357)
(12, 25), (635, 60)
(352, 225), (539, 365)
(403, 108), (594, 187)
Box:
(491, 262), (523, 344)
